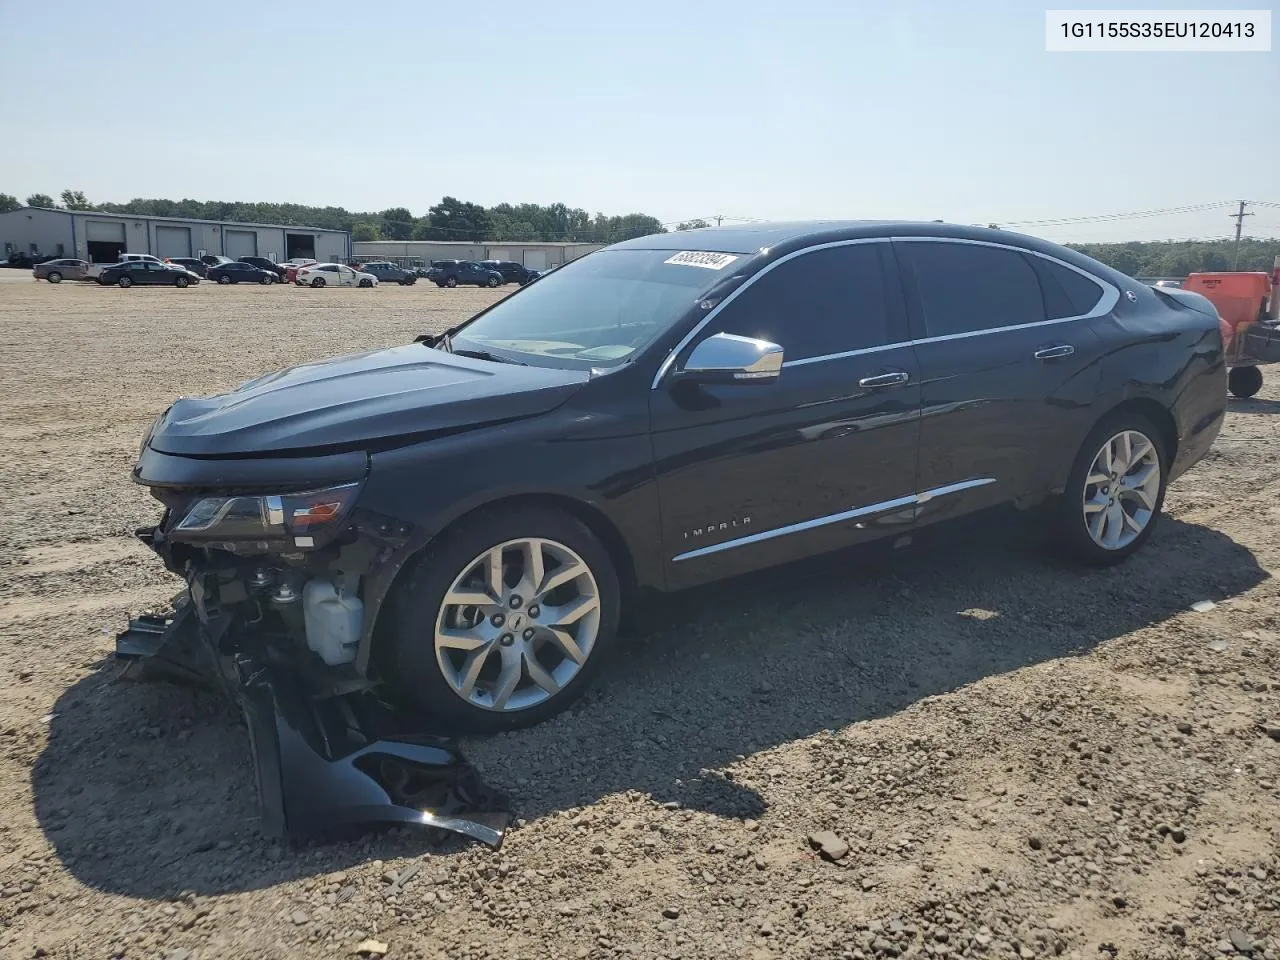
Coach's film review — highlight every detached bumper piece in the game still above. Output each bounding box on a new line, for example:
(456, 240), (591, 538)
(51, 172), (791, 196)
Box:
(115, 604), (509, 848)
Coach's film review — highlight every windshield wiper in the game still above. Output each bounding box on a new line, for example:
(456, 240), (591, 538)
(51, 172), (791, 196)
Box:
(451, 348), (528, 366)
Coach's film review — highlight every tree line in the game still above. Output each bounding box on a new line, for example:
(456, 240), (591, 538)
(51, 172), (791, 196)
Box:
(0, 190), (666, 245)
(2, 190), (1276, 272)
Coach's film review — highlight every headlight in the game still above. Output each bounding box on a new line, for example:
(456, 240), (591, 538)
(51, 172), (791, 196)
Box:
(170, 482), (361, 549)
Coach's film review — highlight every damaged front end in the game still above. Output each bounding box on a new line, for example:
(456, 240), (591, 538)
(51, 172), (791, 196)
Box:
(118, 472), (508, 847)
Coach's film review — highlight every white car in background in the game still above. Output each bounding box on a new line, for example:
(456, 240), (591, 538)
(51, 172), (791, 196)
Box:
(294, 263), (378, 288)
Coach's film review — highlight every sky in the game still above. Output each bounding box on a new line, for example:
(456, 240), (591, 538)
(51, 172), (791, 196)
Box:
(0, 0), (1276, 244)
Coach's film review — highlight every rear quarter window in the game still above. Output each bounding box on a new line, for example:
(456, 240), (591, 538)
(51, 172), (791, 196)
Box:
(1026, 255), (1105, 319)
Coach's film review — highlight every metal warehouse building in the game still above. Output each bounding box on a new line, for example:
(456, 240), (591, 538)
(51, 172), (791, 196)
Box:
(351, 240), (602, 271)
(0, 207), (351, 264)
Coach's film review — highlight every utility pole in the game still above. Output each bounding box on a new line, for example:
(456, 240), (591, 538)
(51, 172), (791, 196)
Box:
(1230, 200), (1253, 268)
(715, 215), (723, 227)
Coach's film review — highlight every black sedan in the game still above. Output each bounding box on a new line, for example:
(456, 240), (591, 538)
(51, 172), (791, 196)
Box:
(479, 259), (542, 285)
(166, 257), (209, 278)
(130, 221), (1225, 734)
(208, 262), (278, 285)
(100, 261), (199, 287)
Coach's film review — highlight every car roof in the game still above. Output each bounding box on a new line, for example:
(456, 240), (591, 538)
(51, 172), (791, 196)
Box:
(609, 220), (1042, 254)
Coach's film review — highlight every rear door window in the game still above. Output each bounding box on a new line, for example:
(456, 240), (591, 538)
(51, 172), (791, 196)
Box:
(711, 243), (897, 361)
(900, 241), (1046, 337)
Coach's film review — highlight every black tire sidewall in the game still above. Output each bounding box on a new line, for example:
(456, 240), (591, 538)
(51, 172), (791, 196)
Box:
(47, 272), (61, 283)
(1055, 412), (1168, 565)
(1228, 366), (1263, 398)
(118, 277), (131, 287)
(176, 276), (188, 287)
(218, 275), (230, 284)
(380, 505), (621, 733)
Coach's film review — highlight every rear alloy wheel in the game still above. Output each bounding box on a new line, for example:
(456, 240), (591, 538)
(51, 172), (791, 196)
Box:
(383, 506), (620, 733)
(175, 275), (189, 288)
(1056, 414), (1167, 565)
(445, 277), (458, 288)
(486, 276), (500, 288)
(359, 278), (373, 288)
(312, 277), (326, 288)
(1228, 366), (1263, 399)
(217, 274), (231, 284)
(46, 271), (62, 283)
(118, 276), (133, 288)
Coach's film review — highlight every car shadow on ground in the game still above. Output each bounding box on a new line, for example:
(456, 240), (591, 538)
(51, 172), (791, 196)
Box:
(33, 510), (1267, 899)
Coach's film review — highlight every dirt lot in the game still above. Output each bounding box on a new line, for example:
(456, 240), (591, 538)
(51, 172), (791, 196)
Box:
(0, 270), (1278, 960)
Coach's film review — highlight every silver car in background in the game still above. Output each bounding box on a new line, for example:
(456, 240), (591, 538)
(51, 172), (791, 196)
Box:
(33, 259), (91, 283)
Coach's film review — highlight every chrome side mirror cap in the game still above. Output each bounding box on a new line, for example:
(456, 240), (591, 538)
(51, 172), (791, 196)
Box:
(679, 332), (784, 384)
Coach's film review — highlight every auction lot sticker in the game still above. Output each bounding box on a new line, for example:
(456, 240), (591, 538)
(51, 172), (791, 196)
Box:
(665, 251), (739, 270)
(1046, 9), (1271, 51)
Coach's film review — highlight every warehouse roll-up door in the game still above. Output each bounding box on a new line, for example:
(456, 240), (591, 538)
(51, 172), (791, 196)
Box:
(225, 230), (258, 258)
(155, 225), (192, 258)
(524, 250), (548, 270)
(85, 220), (127, 262)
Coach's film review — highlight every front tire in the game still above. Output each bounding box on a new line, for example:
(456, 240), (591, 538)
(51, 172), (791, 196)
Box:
(259, 274), (271, 285)
(1054, 413), (1167, 565)
(381, 506), (621, 733)
(486, 276), (500, 288)
(46, 271), (62, 283)
(1228, 366), (1263, 399)
(175, 275), (189, 288)
(359, 278), (373, 287)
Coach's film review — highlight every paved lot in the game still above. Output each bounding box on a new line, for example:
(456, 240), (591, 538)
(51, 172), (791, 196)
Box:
(0, 268), (1277, 960)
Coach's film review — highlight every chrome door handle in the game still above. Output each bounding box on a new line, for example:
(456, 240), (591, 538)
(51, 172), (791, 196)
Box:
(858, 371), (910, 388)
(1034, 344), (1075, 360)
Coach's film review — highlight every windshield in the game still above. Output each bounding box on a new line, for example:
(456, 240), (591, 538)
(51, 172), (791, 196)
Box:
(450, 248), (744, 369)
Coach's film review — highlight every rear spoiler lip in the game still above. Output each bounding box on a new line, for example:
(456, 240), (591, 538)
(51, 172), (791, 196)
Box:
(1152, 285), (1221, 319)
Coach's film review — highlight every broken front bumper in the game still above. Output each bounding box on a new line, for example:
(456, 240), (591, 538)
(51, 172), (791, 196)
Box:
(116, 599), (509, 847)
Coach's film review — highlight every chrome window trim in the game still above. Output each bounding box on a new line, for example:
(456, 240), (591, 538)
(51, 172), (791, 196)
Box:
(650, 236), (1118, 386)
(671, 477), (997, 562)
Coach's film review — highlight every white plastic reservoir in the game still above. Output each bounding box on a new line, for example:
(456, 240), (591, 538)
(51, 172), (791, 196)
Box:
(302, 579), (363, 666)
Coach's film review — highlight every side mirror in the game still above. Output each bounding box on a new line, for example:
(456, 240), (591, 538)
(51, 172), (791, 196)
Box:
(678, 332), (784, 384)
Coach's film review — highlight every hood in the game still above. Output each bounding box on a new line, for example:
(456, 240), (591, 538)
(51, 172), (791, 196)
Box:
(148, 344), (591, 457)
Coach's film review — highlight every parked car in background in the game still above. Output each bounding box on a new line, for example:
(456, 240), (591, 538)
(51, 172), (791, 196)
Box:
(430, 260), (503, 288)
(283, 259), (319, 284)
(33, 258), (91, 282)
(166, 257), (209, 278)
(200, 255), (234, 269)
(89, 253), (168, 280)
(237, 256), (287, 281)
(208, 261), (278, 285)
(127, 221), (1226, 732)
(358, 261), (417, 286)
(100, 261), (198, 288)
(6, 252), (59, 269)
(479, 260), (541, 285)
(295, 263), (378, 287)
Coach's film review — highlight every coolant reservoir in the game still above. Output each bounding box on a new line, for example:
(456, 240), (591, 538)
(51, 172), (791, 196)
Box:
(302, 579), (363, 666)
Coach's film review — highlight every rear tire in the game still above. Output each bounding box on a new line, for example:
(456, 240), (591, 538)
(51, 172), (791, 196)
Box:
(46, 271), (62, 283)
(217, 275), (231, 285)
(1228, 365), (1263, 399)
(380, 505), (621, 733)
(312, 277), (326, 288)
(486, 276), (500, 288)
(1053, 412), (1167, 566)
(118, 276), (132, 288)
(445, 277), (458, 288)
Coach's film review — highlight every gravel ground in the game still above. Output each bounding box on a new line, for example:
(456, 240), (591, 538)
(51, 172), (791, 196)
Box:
(0, 269), (1277, 960)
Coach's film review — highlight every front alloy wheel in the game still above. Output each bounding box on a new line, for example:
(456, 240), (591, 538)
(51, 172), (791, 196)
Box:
(435, 539), (600, 713)
(384, 506), (620, 732)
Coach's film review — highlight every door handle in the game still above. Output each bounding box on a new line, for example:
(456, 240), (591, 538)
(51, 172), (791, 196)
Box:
(857, 370), (910, 388)
(1034, 344), (1075, 360)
